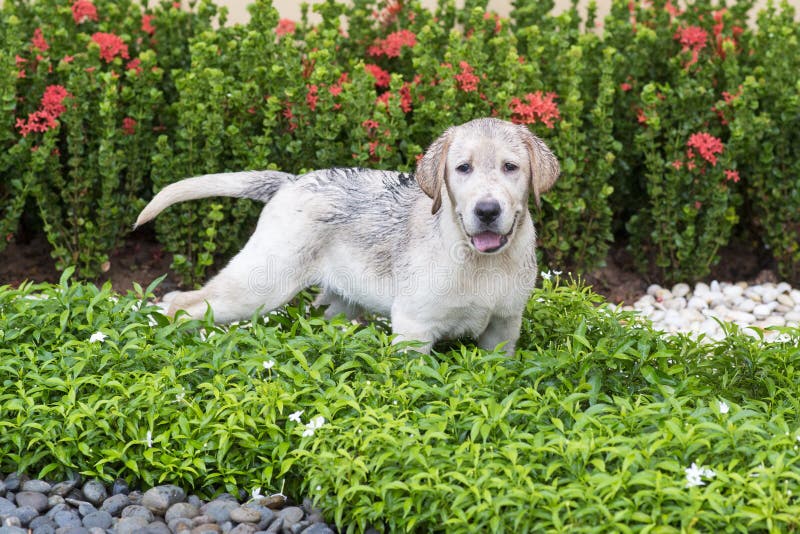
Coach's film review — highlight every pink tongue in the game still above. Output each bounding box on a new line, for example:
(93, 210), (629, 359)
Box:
(472, 231), (502, 252)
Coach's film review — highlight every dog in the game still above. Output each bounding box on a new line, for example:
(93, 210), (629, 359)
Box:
(135, 118), (559, 353)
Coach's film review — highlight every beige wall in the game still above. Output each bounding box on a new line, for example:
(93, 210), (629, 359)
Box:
(224, 0), (798, 25)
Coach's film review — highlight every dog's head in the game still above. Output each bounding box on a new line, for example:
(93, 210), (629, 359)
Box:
(416, 118), (559, 254)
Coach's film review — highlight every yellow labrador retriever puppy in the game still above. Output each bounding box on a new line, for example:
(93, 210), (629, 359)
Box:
(135, 118), (559, 353)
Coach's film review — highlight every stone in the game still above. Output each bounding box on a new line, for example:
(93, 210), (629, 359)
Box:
(165, 502), (200, 524)
(48, 496), (64, 509)
(29, 516), (56, 531)
(143, 521), (172, 534)
(48, 481), (78, 498)
(2, 518), (20, 528)
(671, 282), (690, 298)
(120, 505), (155, 523)
(4, 474), (22, 492)
(15, 492), (48, 513)
(202, 501), (238, 524)
(191, 524), (222, 534)
(263, 518), (283, 534)
(141, 485), (186, 515)
(0, 527), (27, 534)
(52, 510), (82, 528)
(21, 481), (52, 494)
(757, 316), (786, 328)
(277, 507), (303, 527)
(302, 527), (334, 534)
(753, 303), (777, 320)
(80, 481), (107, 507)
(687, 296), (708, 310)
(777, 293), (795, 308)
(229, 506), (261, 524)
(722, 285), (743, 299)
(0, 497), (17, 515)
(785, 311), (800, 324)
(100, 494), (129, 516)
(115, 516), (150, 534)
(81, 511), (112, 530)
(11, 505), (39, 526)
(45, 504), (70, 519)
(0, 481), (5, 497)
(169, 517), (194, 533)
(112, 479), (130, 496)
(229, 524), (257, 534)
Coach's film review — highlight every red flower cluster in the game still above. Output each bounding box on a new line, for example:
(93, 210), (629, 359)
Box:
(724, 169), (740, 183)
(72, 1), (99, 24)
(365, 64), (391, 88)
(16, 85), (72, 137)
(372, 0), (402, 27)
(32, 28), (49, 52)
(509, 92), (561, 128)
(674, 25), (707, 69)
(367, 29), (416, 58)
(306, 84), (319, 111)
(276, 19), (296, 37)
(454, 61), (479, 92)
(686, 132), (723, 166)
(122, 117), (137, 135)
(91, 32), (129, 63)
(141, 14), (156, 35)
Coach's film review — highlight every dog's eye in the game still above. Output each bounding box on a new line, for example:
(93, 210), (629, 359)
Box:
(503, 162), (519, 173)
(456, 163), (472, 174)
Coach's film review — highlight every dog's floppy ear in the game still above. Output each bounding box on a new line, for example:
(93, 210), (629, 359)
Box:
(416, 128), (452, 214)
(519, 126), (560, 207)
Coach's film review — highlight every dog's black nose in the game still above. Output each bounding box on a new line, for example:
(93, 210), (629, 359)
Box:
(474, 199), (501, 224)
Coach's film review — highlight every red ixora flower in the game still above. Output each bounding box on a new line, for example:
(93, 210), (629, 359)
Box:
(306, 84), (319, 111)
(72, 1), (99, 24)
(367, 29), (416, 58)
(454, 61), (479, 92)
(724, 169), (740, 183)
(141, 14), (155, 35)
(509, 92), (560, 128)
(686, 132), (724, 166)
(364, 64), (391, 88)
(32, 28), (49, 52)
(91, 32), (129, 63)
(276, 19), (296, 37)
(16, 85), (72, 137)
(122, 117), (137, 135)
(675, 25), (707, 69)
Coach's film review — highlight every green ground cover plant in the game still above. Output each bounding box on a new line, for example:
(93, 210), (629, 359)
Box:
(2, 0), (799, 284)
(2, 273), (800, 532)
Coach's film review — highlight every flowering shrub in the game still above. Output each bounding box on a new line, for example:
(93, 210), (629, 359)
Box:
(2, 0), (800, 283)
(1, 0), (224, 276)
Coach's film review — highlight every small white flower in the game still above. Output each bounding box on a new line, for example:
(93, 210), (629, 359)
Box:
(89, 331), (107, 343)
(685, 462), (715, 487)
(553, 270), (563, 276)
(145, 431), (153, 448)
(315, 485), (322, 491)
(251, 487), (262, 499)
(289, 410), (304, 423)
(175, 392), (185, 403)
(263, 360), (275, 370)
(541, 271), (552, 281)
(302, 416), (326, 437)
(718, 401), (729, 414)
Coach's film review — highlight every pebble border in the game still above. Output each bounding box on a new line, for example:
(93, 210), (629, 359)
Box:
(0, 473), (339, 534)
(615, 280), (800, 342)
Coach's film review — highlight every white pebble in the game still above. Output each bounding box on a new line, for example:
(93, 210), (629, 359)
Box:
(728, 310), (756, 324)
(791, 289), (800, 304)
(736, 298), (757, 313)
(694, 282), (710, 297)
(753, 302), (777, 320)
(663, 297), (687, 310)
(672, 283), (691, 298)
(777, 294), (795, 308)
(646, 284), (663, 296)
(757, 316), (786, 328)
(785, 310), (800, 324)
(710, 280), (721, 293)
(687, 296), (708, 310)
(723, 285), (744, 299)
(776, 282), (791, 294)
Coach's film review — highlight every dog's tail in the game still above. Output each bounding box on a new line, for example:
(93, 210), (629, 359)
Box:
(134, 170), (294, 228)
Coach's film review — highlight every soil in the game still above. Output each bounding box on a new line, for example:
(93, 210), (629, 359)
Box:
(0, 229), (779, 305)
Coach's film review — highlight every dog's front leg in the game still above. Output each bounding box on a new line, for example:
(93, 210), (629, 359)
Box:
(478, 313), (522, 354)
(390, 310), (435, 354)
